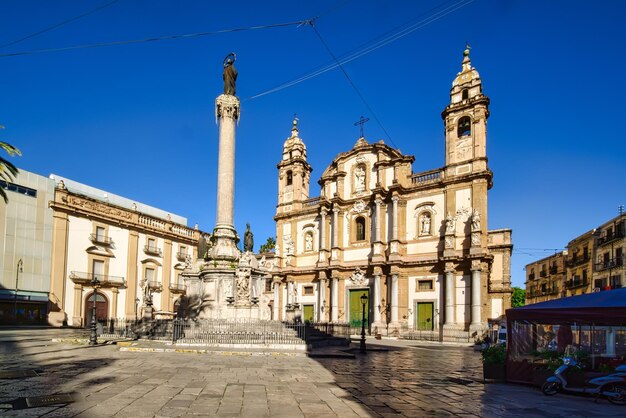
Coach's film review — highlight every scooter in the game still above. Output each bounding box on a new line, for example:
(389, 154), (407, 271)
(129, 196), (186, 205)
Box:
(542, 356), (626, 404)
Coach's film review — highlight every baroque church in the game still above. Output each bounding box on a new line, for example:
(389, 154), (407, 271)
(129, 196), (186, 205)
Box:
(271, 48), (512, 340)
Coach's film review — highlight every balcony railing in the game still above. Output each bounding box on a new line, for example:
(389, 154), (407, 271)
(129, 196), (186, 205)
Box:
(549, 266), (558, 274)
(567, 256), (590, 267)
(528, 273), (535, 280)
(539, 270), (547, 278)
(411, 169), (443, 185)
(169, 283), (186, 293)
(144, 245), (162, 257)
(595, 257), (624, 272)
(69, 271), (125, 286)
(597, 230), (625, 246)
(176, 251), (188, 261)
(566, 277), (589, 289)
(146, 280), (162, 291)
(89, 233), (112, 245)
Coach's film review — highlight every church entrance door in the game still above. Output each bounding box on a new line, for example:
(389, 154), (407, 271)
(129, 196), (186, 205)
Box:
(85, 292), (108, 327)
(349, 289), (369, 328)
(416, 302), (434, 331)
(302, 304), (314, 322)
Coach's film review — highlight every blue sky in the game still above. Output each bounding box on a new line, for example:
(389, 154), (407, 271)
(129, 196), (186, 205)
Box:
(1, 0), (624, 288)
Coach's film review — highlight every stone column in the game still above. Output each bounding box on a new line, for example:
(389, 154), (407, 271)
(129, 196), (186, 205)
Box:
(470, 262), (482, 329)
(318, 278), (327, 321)
(286, 281), (293, 307)
(320, 208), (327, 251)
(332, 208), (339, 248)
(273, 281), (280, 320)
(373, 274), (382, 325)
(212, 94), (240, 260)
(391, 197), (399, 241)
(111, 288), (119, 319)
(331, 277), (339, 322)
(375, 199), (382, 242)
(444, 263), (455, 327)
(390, 274), (399, 324)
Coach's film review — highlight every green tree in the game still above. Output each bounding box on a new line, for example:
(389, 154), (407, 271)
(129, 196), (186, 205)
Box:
(511, 286), (525, 308)
(259, 236), (276, 253)
(0, 125), (22, 203)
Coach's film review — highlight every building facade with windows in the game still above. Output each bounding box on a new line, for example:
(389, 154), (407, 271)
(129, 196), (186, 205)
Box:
(0, 169), (55, 324)
(47, 175), (204, 327)
(525, 211), (625, 303)
(270, 49), (513, 340)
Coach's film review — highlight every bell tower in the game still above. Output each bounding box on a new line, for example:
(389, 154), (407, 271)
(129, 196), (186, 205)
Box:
(276, 118), (312, 213)
(441, 46), (490, 172)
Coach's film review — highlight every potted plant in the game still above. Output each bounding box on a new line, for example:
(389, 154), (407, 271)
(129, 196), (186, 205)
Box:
(482, 344), (506, 381)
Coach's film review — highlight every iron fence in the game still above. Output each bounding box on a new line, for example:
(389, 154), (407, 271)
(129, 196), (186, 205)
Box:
(171, 319), (307, 345)
(306, 322), (351, 339)
(97, 318), (174, 340)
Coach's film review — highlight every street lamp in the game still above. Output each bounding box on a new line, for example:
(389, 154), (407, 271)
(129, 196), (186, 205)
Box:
(360, 293), (368, 354)
(14, 259), (23, 323)
(89, 276), (101, 346)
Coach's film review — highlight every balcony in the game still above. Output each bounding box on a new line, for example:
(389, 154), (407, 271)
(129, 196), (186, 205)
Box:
(176, 251), (189, 261)
(539, 270), (547, 278)
(566, 277), (589, 289)
(144, 245), (162, 257)
(169, 283), (186, 294)
(69, 271), (125, 287)
(528, 273), (535, 280)
(146, 280), (162, 291)
(597, 230), (625, 247)
(89, 233), (112, 245)
(567, 256), (590, 267)
(595, 257), (624, 272)
(549, 266), (558, 274)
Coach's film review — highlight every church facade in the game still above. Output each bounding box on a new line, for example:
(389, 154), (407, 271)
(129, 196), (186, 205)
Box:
(271, 49), (512, 340)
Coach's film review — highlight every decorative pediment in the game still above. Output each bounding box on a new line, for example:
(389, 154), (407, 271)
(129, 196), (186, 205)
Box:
(349, 268), (368, 286)
(350, 200), (368, 214)
(85, 246), (114, 258)
(140, 258), (162, 266)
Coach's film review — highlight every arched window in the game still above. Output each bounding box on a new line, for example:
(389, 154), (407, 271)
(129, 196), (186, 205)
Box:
(418, 212), (432, 236)
(462, 89), (469, 100)
(286, 170), (293, 186)
(355, 217), (366, 241)
(457, 116), (471, 137)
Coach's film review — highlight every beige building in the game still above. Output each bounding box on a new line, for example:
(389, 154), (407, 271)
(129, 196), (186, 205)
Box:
(270, 48), (512, 340)
(47, 175), (204, 327)
(0, 169), (55, 324)
(525, 211), (625, 302)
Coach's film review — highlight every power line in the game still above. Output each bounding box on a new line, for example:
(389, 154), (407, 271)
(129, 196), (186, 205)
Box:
(0, 19), (312, 58)
(310, 23), (396, 147)
(247, 0), (474, 100)
(0, 0), (121, 50)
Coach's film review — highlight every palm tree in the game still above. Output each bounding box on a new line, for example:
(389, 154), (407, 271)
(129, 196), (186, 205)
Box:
(0, 125), (22, 203)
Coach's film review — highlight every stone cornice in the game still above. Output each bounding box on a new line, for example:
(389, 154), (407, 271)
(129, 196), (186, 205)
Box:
(50, 189), (203, 245)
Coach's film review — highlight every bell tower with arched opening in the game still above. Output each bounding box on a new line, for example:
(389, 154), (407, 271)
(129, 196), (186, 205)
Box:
(441, 46), (490, 172)
(276, 118), (312, 213)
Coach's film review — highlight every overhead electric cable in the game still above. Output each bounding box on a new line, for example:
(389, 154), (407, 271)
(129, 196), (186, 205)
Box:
(0, 0), (120, 50)
(0, 19), (312, 58)
(310, 23), (397, 147)
(247, 0), (474, 100)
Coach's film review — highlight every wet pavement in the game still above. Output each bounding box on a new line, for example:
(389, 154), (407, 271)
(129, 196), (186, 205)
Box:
(1, 327), (625, 417)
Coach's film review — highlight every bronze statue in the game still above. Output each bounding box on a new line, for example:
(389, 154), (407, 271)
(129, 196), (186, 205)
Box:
(243, 223), (254, 252)
(223, 52), (237, 95)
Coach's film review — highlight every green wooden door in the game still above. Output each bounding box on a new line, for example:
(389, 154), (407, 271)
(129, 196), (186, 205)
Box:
(302, 305), (315, 322)
(349, 289), (369, 328)
(416, 302), (434, 331)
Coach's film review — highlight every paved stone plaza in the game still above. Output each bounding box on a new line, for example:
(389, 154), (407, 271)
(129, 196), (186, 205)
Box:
(0, 328), (624, 417)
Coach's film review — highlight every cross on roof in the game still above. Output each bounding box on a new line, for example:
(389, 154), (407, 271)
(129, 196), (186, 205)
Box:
(353, 115), (370, 138)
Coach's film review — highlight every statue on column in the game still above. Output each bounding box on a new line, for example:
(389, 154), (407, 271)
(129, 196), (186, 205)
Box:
(223, 52), (238, 96)
(445, 213), (456, 234)
(243, 223), (254, 252)
(471, 209), (481, 231)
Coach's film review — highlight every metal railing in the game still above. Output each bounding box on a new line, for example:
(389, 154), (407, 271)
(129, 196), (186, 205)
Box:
(144, 245), (163, 256)
(89, 233), (112, 245)
(306, 322), (351, 339)
(176, 251), (188, 261)
(171, 319), (307, 345)
(169, 283), (186, 292)
(595, 257), (624, 271)
(566, 277), (588, 289)
(598, 230), (625, 246)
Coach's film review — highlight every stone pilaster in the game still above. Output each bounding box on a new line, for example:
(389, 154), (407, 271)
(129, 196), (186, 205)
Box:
(318, 277), (327, 321)
(331, 277), (339, 322)
(470, 260), (483, 331)
(443, 262), (456, 327)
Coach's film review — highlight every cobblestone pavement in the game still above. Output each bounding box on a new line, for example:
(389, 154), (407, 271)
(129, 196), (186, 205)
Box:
(1, 328), (625, 417)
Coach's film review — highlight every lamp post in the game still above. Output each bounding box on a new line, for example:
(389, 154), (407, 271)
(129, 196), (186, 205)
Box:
(89, 276), (100, 346)
(360, 293), (368, 354)
(14, 259), (23, 323)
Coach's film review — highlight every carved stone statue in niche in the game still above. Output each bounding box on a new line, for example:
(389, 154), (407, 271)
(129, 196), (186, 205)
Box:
(354, 166), (366, 192)
(235, 269), (250, 301)
(419, 213), (431, 235)
(471, 209), (481, 231)
(305, 233), (313, 251)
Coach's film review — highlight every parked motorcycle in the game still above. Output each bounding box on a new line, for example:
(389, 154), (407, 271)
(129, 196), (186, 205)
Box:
(541, 356), (626, 404)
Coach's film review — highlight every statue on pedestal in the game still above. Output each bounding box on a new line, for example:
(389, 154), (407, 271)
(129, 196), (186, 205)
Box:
(223, 52), (238, 96)
(244, 223), (254, 252)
